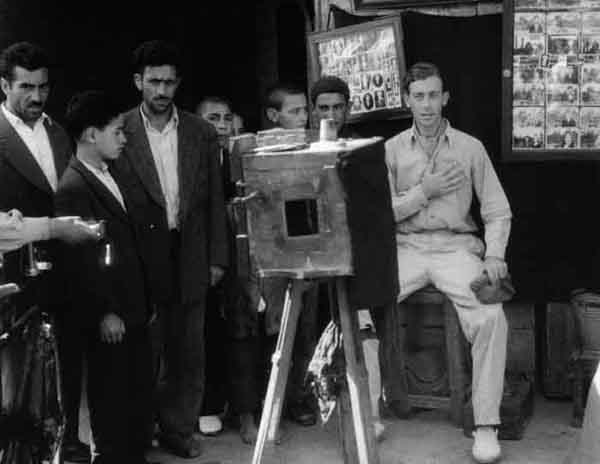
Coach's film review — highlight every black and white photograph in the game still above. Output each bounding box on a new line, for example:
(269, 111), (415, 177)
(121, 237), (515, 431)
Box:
(514, 82), (546, 105)
(582, 10), (600, 32)
(581, 62), (600, 83)
(548, 0), (582, 8)
(547, 12), (580, 34)
(513, 126), (545, 148)
(515, 13), (547, 34)
(514, 32), (546, 55)
(514, 107), (546, 128)
(515, 0), (547, 9)
(546, 127), (579, 148)
(547, 105), (579, 127)
(547, 83), (579, 104)
(547, 64), (578, 84)
(581, 34), (600, 54)
(548, 35), (579, 55)
(581, 82), (600, 103)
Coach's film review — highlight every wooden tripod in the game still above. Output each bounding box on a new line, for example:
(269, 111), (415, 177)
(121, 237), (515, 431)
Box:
(251, 277), (380, 464)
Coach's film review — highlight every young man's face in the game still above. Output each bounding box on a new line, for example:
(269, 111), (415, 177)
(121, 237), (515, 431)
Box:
(134, 65), (180, 116)
(94, 114), (127, 161)
(403, 75), (449, 132)
(1, 66), (50, 124)
(313, 92), (349, 131)
(198, 101), (233, 148)
(271, 93), (308, 129)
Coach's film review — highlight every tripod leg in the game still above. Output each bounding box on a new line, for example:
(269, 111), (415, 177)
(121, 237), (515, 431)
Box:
(336, 278), (379, 464)
(252, 279), (304, 464)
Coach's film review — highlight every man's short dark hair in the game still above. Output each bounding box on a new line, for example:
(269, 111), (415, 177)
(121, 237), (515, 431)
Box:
(132, 40), (181, 76)
(264, 82), (305, 111)
(310, 75), (350, 105)
(65, 90), (124, 141)
(0, 42), (50, 82)
(196, 96), (232, 115)
(402, 62), (444, 94)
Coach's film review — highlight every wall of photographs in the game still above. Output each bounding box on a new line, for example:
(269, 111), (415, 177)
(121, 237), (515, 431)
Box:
(512, 0), (600, 152)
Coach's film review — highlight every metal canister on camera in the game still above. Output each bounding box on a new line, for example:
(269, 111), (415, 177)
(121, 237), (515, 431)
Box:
(319, 118), (337, 142)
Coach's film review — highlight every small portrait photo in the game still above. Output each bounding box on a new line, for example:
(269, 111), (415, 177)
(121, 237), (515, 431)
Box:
(548, 35), (579, 55)
(582, 35), (600, 54)
(583, 11), (600, 33)
(372, 73), (384, 88)
(581, 84), (600, 104)
(514, 82), (546, 106)
(546, 128), (579, 148)
(515, 66), (545, 85)
(515, 13), (546, 34)
(374, 90), (386, 108)
(513, 127), (545, 149)
(547, 12), (580, 34)
(580, 106), (600, 128)
(547, 64), (578, 84)
(581, 63), (600, 84)
(360, 73), (372, 91)
(513, 107), (545, 128)
(580, 128), (600, 148)
(547, 106), (579, 127)
(363, 92), (375, 110)
(514, 33), (545, 55)
(546, 84), (579, 105)
(351, 94), (363, 112)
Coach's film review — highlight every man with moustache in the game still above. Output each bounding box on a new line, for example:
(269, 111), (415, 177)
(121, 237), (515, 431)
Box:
(0, 41), (93, 463)
(382, 62), (511, 463)
(114, 40), (228, 459)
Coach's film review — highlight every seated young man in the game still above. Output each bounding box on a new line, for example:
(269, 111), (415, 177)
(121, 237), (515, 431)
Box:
(55, 91), (154, 464)
(309, 75), (355, 138)
(382, 62), (511, 464)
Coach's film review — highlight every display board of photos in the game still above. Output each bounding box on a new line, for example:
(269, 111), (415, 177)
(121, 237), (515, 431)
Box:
(307, 16), (409, 123)
(510, 0), (600, 157)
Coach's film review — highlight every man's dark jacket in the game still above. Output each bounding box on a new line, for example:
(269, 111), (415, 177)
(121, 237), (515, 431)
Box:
(113, 107), (228, 305)
(54, 157), (149, 328)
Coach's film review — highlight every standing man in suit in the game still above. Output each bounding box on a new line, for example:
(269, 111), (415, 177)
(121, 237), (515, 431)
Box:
(55, 90), (153, 464)
(114, 40), (228, 459)
(0, 41), (90, 463)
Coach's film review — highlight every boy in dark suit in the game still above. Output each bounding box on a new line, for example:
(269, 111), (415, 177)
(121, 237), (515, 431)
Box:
(55, 91), (154, 464)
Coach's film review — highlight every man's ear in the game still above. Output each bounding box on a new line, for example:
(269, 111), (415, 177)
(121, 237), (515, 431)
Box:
(82, 127), (96, 144)
(442, 91), (450, 107)
(266, 107), (279, 125)
(133, 73), (143, 92)
(402, 92), (410, 108)
(0, 77), (10, 97)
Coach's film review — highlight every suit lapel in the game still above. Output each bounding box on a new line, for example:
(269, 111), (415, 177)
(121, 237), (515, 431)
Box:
(45, 119), (69, 178)
(125, 110), (166, 209)
(0, 109), (53, 194)
(177, 113), (201, 221)
(72, 158), (129, 223)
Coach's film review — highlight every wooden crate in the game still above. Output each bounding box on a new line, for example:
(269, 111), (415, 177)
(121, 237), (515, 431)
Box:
(542, 302), (576, 398)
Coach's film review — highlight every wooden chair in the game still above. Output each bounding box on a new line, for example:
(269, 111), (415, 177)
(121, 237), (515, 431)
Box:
(395, 285), (469, 427)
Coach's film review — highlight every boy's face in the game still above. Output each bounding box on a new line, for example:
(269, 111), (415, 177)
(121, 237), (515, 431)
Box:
(198, 101), (233, 148)
(270, 93), (308, 129)
(94, 114), (126, 160)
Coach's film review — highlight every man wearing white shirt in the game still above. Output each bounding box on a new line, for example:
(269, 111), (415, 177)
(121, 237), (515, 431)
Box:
(0, 42), (92, 463)
(114, 40), (228, 459)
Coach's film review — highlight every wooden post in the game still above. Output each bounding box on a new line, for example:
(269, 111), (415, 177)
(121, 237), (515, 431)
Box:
(336, 277), (380, 464)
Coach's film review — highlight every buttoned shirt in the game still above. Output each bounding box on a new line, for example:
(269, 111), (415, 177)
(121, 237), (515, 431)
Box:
(140, 106), (179, 229)
(0, 209), (50, 253)
(79, 158), (126, 211)
(385, 121), (512, 259)
(2, 104), (58, 191)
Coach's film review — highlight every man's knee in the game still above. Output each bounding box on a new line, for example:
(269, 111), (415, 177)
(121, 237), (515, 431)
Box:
(472, 304), (507, 339)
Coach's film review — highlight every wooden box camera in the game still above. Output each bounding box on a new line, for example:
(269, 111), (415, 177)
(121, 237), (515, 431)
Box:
(240, 138), (385, 279)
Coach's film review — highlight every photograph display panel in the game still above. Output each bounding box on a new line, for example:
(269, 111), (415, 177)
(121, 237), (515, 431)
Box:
(512, 2), (600, 151)
(308, 17), (408, 122)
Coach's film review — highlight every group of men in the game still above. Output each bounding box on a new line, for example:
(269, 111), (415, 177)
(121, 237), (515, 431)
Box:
(0, 37), (514, 464)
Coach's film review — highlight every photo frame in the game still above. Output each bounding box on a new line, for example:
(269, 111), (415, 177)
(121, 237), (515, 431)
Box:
(307, 16), (409, 123)
(353, 0), (469, 10)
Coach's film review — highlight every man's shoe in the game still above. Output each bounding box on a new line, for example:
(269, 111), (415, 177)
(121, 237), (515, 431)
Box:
(158, 432), (203, 459)
(472, 426), (501, 463)
(287, 400), (317, 426)
(239, 413), (258, 444)
(61, 440), (91, 463)
(198, 415), (223, 435)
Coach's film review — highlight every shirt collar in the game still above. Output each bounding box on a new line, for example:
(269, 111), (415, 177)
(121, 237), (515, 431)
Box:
(79, 157), (109, 175)
(139, 104), (179, 134)
(2, 103), (51, 128)
(409, 118), (454, 149)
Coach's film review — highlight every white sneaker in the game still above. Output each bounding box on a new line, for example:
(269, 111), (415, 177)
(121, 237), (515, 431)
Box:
(198, 415), (223, 435)
(472, 426), (501, 463)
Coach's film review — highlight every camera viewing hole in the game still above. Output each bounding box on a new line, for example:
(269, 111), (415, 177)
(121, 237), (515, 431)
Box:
(284, 199), (319, 237)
